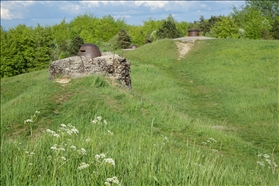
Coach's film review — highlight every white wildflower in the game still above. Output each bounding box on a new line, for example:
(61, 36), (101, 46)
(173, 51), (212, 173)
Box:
(100, 153), (106, 158)
(61, 156), (66, 161)
(86, 138), (91, 142)
(105, 176), (120, 185)
(108, 130), (113, 135)
(58, 147), (65, 151)
(53, 133), (60, 138)
(97, 116), (102, 121)
(92, 119), (97, 124)
(77, 162), (90, 170)
(70, 146), (77, 150)
(164, 136), (169, 142)
(104, 120), (107, 125)
(112, 176), (120, 184)
(71, 127), (79, 134)
(257, 154), (262, 157)
(78, 148), (86, 155)
(51, 144), (58, 150)
(95, 153), (106, 161)
(35, 111), (40, 114)
(257, 161), (265, 167)
(95, 154), (100, 160)
(29, 163), (33, 166)
(60, 124), (66, 128)
(46, 129), (60, 138)
(265, 158), (272, 165)
(24, 119), (33, 123)
(263, 154), (270, 159)
(208, 138), (217, 143)
(104, 158), (115, 167)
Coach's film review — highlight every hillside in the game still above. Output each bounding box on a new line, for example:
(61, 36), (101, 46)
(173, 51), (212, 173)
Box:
(1, 39), (278, 185)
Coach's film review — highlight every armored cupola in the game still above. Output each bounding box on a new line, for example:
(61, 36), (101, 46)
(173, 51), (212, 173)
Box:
(77, 43), (101, 58)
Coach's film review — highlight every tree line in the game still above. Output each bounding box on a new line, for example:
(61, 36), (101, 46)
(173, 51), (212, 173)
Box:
(1, 0), (278, 78)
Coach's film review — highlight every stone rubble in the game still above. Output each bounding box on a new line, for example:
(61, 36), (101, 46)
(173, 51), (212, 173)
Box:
(49, 52), (131, 88)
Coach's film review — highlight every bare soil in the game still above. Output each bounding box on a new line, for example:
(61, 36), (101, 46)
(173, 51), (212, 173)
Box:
(176, 41), (194, 60)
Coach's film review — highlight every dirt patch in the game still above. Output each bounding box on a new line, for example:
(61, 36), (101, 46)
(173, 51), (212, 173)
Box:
(55, 78), (71, 86)
(176, 41), (194, 60)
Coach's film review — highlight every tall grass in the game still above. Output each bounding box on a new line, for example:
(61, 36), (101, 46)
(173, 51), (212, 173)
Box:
(1, 39), (278, 185)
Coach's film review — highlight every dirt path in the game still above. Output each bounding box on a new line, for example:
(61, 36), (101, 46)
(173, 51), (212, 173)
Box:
(175, 36), (215, 60)
(175, 41), (194, 60)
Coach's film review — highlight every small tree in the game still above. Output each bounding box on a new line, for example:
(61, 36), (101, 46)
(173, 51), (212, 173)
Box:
(157, 20), (181, 39)
(68, 36), (84, 56)
(211, 16), (240, 38)
(271, 17), (279, 39)
(117, 29), (131, 49)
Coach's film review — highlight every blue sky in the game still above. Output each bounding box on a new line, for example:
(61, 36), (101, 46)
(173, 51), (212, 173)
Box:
(1, 1), (245, 30)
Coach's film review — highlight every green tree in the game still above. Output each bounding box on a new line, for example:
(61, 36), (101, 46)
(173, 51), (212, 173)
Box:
(157, 15), (181, 39)
(198, 15), (223, 36)
(211, 16), (240, 38)
(245, 0), (279, 19)
(270, 17), (279, 39)
(176, 21), (188, 37)
(68, 36), (84, 56)
(232, 6), (268, 39)
(117, 29), (131, 49)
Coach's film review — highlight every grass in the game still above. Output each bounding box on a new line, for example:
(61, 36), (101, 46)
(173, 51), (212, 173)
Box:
(1, 38), (278, 185)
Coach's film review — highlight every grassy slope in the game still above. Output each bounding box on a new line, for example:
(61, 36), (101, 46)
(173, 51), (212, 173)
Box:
(1, 39), (278, 185)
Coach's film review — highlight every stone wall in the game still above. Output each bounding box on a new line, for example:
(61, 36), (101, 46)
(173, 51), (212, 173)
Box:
(49, 52), (131, 88)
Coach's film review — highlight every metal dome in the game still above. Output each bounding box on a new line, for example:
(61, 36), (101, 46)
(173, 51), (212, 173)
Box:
(77, 43), (101, 58)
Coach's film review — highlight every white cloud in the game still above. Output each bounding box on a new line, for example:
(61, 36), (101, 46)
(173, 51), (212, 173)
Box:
(0, 1), (35, 20)
(113, 15), (131, 20)
(1, 8), (15, 20)
(79, 1), (99, 8)
(134, 1), (168, 10)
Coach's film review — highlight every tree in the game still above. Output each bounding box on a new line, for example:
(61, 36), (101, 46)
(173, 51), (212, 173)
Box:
(176, 21), (188, 37)
(245, 0), (279, 19)
(68, 36), (84, 56)
(198, 15), (223, 36)
(117, 29), (131, 49)
(270, 17), (279, 39)
(232, 6), (269, 39)
(157, 18), (181, 39)
(211, 16), (240, 38)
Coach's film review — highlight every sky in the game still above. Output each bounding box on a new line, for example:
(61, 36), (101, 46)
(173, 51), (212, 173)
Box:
(1, 1), (246, 30)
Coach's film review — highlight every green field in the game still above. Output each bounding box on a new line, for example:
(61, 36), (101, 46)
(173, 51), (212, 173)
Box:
(1, 39), (278, 185)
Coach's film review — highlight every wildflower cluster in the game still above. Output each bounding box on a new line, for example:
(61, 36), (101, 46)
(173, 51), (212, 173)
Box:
(24, 111), (40, 124)
(105, 176), (121, 186)
(95, 153), (116, 167)
(201, 138), (217, 145)
(58, 124), (79, 135)
(92, 116), (107, 125)
(24, 111), (40, 136)
(46, 129), (60, 138)
(44, 117), (120, 183)
(257, 153), (278, 174)
(78, 162), (90, 170)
